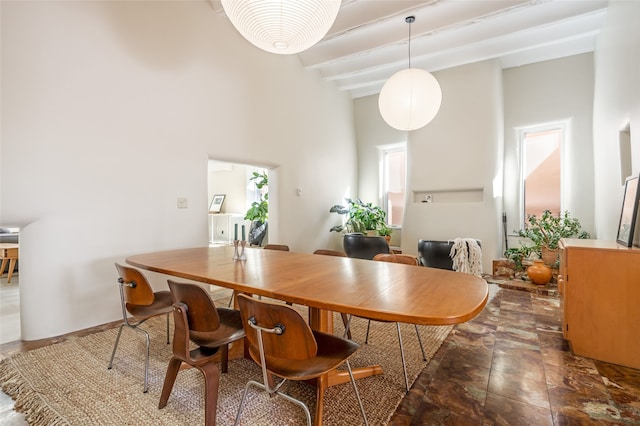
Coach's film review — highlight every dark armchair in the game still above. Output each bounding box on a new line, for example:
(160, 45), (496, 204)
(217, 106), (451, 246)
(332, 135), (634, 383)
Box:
(417, 239), (481, 270)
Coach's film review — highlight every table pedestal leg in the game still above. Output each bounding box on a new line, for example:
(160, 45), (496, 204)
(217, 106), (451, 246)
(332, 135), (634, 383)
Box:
(308, 307), (385, 381)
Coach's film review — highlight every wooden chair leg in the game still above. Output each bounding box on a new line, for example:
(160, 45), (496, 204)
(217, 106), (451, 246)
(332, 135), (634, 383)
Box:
(220, 344), (229, 373)
(0, 259), (7, 276)
(314, 374), (327, 426)
(199, 363), (221, 426)
(159, 357), (183, 409)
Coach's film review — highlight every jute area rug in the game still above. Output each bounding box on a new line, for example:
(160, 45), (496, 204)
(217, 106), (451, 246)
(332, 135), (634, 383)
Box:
(0, 298), (452, 425)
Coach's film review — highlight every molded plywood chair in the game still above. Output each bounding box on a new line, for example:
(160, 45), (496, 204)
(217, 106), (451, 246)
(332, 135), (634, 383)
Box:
(312, 249), (348, 257)
(159, 280), (245, 426)
(109, 263), (173, 393)
(263, 244), (290, 251)
(344, 254), (427, 392)
(234, 294), (368, 426)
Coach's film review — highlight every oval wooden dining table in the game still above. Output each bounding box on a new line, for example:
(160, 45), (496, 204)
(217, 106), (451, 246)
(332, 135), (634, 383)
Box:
(127, 245), (488, 425)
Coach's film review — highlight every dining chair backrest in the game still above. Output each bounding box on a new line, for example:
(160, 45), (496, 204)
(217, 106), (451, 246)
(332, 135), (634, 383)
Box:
(313, 249), (348, 257)
(373, 253), (420, 266)
(168, 280), (221, 332)
(237, 294), (317, 361)
(263, 244), (290, 251)
(115, 263), (155, 306)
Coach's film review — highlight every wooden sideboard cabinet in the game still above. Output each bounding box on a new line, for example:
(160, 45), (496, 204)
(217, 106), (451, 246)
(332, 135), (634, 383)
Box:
(559, 238), (640, 369)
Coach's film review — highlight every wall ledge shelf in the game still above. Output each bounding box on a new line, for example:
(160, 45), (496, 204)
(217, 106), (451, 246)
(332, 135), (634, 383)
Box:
(413, 188), (484, 204)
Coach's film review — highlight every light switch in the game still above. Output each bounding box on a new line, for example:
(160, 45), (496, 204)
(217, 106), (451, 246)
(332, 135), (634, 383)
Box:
(177, 197), (188, 208)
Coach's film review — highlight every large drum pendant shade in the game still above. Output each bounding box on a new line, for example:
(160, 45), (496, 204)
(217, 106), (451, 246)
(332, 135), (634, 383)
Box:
(378, 68), (442, 131)
(221, 0), (341, 55)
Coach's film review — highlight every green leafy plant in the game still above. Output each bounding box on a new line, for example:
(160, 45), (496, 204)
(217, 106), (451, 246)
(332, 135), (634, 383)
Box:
(503, 246), (534, 271)
(244, 171), (268, 224)
(329, 198), (387, 234)
(377, 223), (393, 237)
(517, 209), (590, 256)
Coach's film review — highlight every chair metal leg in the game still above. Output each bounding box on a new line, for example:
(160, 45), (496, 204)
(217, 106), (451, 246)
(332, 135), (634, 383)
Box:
(139, 327), (151, 393)
(341, 313), (351, 339)
(235, 380), (312, 426)
(345, 360), (369, 425)
(234, 380), (252, 425)
(414, 325), (427, 361)
(396, 323), (410, 393)
(107, 324), (125, 370)
(343, 315), (351, 339)
(108, 323), (153, 393)
(365, 319), (372, 344)
(227, 290), (236, 308)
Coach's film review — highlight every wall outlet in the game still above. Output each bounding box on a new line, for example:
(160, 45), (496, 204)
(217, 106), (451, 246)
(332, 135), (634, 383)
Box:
(177, 197), (188, 208)
(425, 194), (433, 203)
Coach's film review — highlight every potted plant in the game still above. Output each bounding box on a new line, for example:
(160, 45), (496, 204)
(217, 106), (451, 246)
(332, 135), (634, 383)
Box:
(244, 171), (268, 246)
(503, 245), (534, 271)
(517, 209), (590, 266)
(329, 198), (387, 235)
(330, 198), (391, 258)
(377, 223), (393, 243)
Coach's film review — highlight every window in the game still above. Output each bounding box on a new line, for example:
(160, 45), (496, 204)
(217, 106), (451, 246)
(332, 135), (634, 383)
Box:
(521, 126), (562, 221)
(381, 144), (406, 226)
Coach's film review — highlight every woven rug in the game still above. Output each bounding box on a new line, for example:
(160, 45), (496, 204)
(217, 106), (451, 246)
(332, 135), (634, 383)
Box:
(0, 298), (452, 425)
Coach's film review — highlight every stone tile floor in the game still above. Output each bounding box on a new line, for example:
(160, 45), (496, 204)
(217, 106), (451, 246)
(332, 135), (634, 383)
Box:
(2, 279), (639, 425)
(389, 282), (640, 425)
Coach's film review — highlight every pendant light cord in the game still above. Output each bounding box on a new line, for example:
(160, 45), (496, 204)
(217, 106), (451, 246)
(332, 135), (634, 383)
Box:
(406, 16), (415, 69)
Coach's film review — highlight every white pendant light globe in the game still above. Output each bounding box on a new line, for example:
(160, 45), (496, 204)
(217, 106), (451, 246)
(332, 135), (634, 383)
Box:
(378, 68), (442, 131)
(221, 0), (341, 55)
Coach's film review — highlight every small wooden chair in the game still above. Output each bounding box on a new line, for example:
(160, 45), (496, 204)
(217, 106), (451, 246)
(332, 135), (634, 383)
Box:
(344, 254), (427, 392)
(108, 263), (173, 393)
(159, 280), (245, 426)
(263, 244), (290, 251)
(234, 294), (368, 426)
(312, 249), (347, 257)
(372, 253), (420, 265)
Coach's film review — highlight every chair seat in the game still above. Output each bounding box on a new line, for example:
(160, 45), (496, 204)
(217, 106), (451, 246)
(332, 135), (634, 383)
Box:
(126, 290), (173, 319)
(248, 330), (360, 381)
(190, 308), (246, 347)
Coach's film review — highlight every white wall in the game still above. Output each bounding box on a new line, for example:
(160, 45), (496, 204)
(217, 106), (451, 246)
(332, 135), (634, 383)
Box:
(592, 0), (640, 239)
(0, 1), (357, 339)
(207, 161), (249, 215)
(503, 53), (595, 241)
(355, 60), (503, 272)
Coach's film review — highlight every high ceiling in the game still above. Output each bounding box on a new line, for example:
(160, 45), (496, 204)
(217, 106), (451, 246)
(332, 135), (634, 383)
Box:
(211, 0), (609, 99)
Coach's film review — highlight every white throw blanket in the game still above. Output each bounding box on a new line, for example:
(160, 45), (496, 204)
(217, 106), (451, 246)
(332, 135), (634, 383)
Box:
(450, 238), (483, 276)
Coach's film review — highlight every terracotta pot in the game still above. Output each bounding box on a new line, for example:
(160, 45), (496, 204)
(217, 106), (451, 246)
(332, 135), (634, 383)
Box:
(541, 246), (559, 266)
(527, 259), (552, 285)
